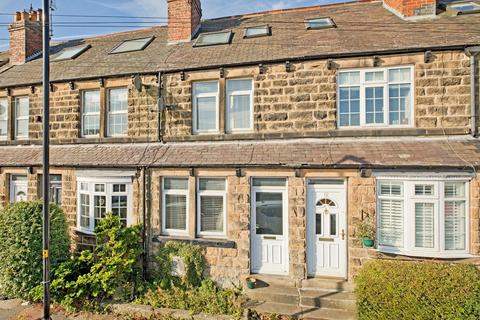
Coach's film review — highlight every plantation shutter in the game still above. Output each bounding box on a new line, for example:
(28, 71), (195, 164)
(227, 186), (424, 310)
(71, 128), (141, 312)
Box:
(414, 202), (434, 248)
(444, 182), (466, 251)
(378, 199), (403, 247)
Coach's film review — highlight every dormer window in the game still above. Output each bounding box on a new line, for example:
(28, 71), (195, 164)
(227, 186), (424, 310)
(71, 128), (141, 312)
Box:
(306, 17), (335, 29)
(447, 2), (480, 14)
(52, 44), (91, 61)
(244, 25), (271, 38)
(193, 31), (232, 47)
(110, 36), (154, 54)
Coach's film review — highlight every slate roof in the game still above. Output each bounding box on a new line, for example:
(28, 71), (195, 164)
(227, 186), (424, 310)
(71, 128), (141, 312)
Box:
(0, 138), (479, 169)
(0, 0), (479, 88)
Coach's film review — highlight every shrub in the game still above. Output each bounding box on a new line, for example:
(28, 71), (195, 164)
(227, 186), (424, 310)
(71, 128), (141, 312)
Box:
(47, 213), (143, 311)
(356, 260), (480, 320)
(153, 241), (205, 289)
(139, 241), (246, 318)
(0, 201), (70, 300)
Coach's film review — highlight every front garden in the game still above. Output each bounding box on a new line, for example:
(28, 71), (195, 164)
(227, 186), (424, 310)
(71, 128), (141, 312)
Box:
(0, 201), (246, 319)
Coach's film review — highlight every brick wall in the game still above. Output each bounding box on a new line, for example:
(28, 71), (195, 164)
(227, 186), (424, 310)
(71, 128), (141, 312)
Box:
(383, 0), (436, 18)
(8, 10), (43, 65)
(167, 0), (202, 43)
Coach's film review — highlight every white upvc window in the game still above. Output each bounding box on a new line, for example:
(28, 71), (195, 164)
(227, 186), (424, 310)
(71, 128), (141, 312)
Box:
(377, 178), (469, 258)
(192, 81), (219, 134)
(81, 90), (100, 137)
(337, 66), (413, 128)
(197, 177), (227, 237)
(76, 177), (133, 234)
(162, 177), (189, 236)
(107, 88), (128, 137)
(0, 98), (7, 139)
(226, 78), (253, 133)
(14, 96), (29, 139)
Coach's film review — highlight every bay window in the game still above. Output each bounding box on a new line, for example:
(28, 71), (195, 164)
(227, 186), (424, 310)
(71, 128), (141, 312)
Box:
(377, 178), (469, 257)
(338, 66), (413, 128)
(197, 178), (226, 237)
(107, 88), (128, 137)
(162, 177), (189, 235)
(0, 98), (7, 139)
(193, 81), (219, 134)
(77, 177), (132, 233)
(226, 79), (253, 132)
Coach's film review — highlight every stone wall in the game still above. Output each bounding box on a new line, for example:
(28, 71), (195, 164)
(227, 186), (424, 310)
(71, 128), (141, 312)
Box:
(162, 50), (473, 140)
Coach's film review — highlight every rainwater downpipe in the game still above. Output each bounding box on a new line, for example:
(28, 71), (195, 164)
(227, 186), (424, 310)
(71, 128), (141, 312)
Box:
(466, 46), (480, 137)
(157, 71), (165, 143)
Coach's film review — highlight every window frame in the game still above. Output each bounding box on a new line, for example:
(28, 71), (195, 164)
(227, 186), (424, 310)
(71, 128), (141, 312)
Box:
(244, 25), (271, 38)
(52, 44), (91, 62)
(14, 96), (29, 140)
(107, 87), (129, 137)
(109, 36), (155, 54)
(376, 177), (470, 258)
(0, 97), (8, 140)
(337, 66), (414, 129)
(193, 31), (233, 47)
(226, 78), (254, 133)
(76, 176), (133, 234)
(161, 177), (189, 236)
(196, 177), (227, 238)
(305, 17), (336, 30)
(192, 81), (220, 135)
(81, 90), (101, 138)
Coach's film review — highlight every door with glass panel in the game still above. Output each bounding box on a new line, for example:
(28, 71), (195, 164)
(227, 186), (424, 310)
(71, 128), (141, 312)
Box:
(10, 175), (28, 203)
(251, 178), (288, 275)
(307, 180), (347, 278)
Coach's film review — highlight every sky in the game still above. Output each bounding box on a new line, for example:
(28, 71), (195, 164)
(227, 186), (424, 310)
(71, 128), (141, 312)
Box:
(0, 0), (343, 50)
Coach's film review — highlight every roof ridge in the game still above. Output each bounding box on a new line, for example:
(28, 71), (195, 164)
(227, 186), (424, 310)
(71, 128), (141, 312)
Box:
(205, 0), (376, 22)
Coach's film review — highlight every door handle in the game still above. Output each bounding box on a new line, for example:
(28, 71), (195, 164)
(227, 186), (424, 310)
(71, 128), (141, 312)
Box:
(341, 229), (345, 240)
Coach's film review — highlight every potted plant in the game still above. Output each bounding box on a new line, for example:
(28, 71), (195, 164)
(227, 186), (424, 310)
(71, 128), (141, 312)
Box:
(355, 215), (376, 248)
(246, 277), (256, 289)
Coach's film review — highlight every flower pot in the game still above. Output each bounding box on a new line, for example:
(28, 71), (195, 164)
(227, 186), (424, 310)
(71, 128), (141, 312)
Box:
(246, 277), (256, 289)
(362, 238), (375, 248)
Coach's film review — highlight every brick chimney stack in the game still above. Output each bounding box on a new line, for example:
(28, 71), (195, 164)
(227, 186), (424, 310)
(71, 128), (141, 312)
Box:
(383, 0), (436, 19)
(167, 0), (202, 43)
(8, 9), (43, 65)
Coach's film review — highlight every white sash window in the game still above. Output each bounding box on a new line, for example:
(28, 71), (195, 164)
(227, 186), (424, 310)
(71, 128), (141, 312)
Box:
(197, 178), (226, 237)
(0, 98), (7, 139)
(226, 79), (253, 133)
(162, 177), (189, 236)
(193, 81), (219, 134)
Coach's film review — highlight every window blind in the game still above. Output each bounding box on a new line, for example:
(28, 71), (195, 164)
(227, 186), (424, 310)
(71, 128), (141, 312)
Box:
(444, 200), (466, 250)
(200, 195), (224, 233)
(165, 194), (187, 230)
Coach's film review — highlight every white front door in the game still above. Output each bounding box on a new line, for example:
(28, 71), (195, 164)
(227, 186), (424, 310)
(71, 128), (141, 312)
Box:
(10, 175), (28, 203)
(251, 178), (288, 275)
(307, 180), (347, 278)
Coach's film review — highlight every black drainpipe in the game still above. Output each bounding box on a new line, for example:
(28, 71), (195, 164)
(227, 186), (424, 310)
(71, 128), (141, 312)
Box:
(466, 46), (480, 137)
(141, 166), (148, 280)
(157, 71), (165, 143)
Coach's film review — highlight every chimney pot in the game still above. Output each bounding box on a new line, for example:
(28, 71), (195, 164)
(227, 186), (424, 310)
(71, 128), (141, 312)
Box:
(9, 8), (43, 65)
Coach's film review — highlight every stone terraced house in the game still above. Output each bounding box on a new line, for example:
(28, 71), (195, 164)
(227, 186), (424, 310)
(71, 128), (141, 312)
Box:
(0, 0), (480, 317)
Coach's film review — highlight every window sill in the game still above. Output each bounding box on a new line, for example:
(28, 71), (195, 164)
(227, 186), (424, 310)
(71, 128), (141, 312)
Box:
(377, 246), (474, 259)
(152, 235), (236, 249)
(75, 228), (95, 236)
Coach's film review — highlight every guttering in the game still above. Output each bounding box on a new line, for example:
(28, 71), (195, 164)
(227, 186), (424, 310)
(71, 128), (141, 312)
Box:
(465, 46), (480, 137)
(0, 44), (472, 89)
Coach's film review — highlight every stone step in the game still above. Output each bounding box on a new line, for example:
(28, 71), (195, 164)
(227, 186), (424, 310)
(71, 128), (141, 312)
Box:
(302, 307), (356, 320)
(250, 274), (298, 288)
(249, 301), (303, 318)
(246, 285), (300, 305)
(300, 289), (356, 311)
(301, 277), (354, 292)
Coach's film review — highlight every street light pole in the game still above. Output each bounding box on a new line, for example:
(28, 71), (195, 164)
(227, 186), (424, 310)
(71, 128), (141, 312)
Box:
(42, 0), (51, 319)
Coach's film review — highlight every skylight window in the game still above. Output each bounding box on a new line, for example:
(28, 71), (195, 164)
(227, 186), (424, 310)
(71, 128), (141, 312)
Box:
(306, 17), (335, 29)
(194, 31), (232, 47)
(52, 44), (91, 61)
(447, 1), (480, 14)
(110, 36), (154, 54)
(244, 25), (271, 38)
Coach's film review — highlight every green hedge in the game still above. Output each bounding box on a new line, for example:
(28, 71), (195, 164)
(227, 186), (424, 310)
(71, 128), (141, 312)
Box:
(356, 260), (480, 320)
(0, 201), (70, 300)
